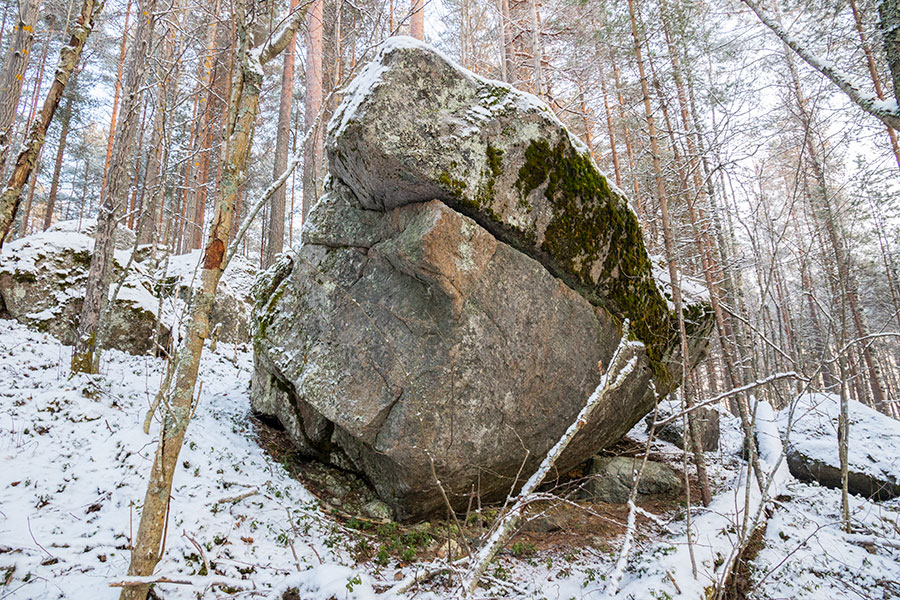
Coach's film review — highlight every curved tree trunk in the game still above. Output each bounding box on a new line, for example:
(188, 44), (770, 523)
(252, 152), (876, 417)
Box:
(0, 0), (102, 248)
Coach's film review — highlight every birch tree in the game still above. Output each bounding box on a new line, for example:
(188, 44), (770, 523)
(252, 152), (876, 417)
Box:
(119, 3), (309, 598)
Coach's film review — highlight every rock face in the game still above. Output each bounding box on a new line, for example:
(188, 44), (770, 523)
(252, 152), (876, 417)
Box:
(784, 394), (900, 500)
(0, 222), (170, 356)
(251, 37), (713, 520)
(582, 457), (684, 504)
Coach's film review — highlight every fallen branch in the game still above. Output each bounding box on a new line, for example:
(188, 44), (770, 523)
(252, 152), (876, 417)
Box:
(109, 575), (254, 589)
(212, 489), (259, 505)
(462, 322), (642, 595)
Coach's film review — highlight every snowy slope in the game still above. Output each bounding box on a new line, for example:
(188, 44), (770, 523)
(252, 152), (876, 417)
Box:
(0, 321), (375, 599)
(780, 392), (900, 487)
(2, 319), (898, 599)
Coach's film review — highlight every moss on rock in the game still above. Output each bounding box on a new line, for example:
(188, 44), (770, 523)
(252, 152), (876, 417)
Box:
(514, 139), (677, 383)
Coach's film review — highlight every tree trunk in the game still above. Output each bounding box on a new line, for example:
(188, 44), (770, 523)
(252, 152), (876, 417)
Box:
(265, 0), (298, 267)
(43, 92), (72, 230)
(119, 6), (308, 598)
(100, 0), (133, 201)
(879, 0), (900, 109)
(528, 0), (542, 96)
(0, 0), (39, 176)
(499, 0), (514, 84)
(0, 0), (102, 248)
(848, 0), (900, 171)
(136, 3), (183, 247)
(19, 15), (53, 237)
(410, 0), (424, 39)
(71, 0), (154, 373)
(303, 0), (323, 221)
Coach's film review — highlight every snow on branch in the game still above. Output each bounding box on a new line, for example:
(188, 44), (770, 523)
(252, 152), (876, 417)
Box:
(740, 0), (900, 130)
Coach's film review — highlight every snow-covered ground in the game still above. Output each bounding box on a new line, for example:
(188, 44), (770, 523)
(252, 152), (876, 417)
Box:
(2, 319), (899, 599)
(0, 321), (376, 599)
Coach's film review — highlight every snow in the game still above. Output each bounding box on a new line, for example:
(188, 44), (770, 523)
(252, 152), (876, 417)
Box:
(755, 480), (900, 599)
(0, 321), (366, 599)
(0, 224), (164, 322)
(780, 393), (900, 486)
(1, 317), (896, 599)
(650, 253), (712, 309)
(165, 249), (256, 301)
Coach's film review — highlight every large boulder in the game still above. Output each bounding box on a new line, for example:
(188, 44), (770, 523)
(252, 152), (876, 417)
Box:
(328, 38), (714, 378)
(0, 221), (170, 355)
(783, 394), (900, 500)
(251, 38), (713, 520)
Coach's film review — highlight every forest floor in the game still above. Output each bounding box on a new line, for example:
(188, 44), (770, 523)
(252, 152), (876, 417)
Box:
(1, 319), (898, 599)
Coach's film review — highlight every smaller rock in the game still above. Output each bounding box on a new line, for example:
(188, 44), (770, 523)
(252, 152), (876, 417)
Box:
(363, 499), (394, 522)
(164, 249), (256, 344)
(783, 393), (900, 500)
(583, 457), (683, 504)
(433, 538), (463, 560)
(0, 222), (171, 356)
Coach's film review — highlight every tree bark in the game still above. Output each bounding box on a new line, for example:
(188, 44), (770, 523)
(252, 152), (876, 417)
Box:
(119, 6), (309, 598)
(100, 0), (132, 201)
(265, 0), (298, 267)
(409, 0), (424, 39)
(302, 0), (323, 221)
(19, 15), (53, 237)
(0, 0), (39, 176)
(880, 0), (900, 110)
(71, 0), (154, 373)
(43, 90), (73, 230)
(0, 0), (102, 248)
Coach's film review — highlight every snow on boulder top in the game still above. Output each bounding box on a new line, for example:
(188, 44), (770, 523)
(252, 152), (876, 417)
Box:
(650, 253), (712, 310)
(47, 218), (137, 250)
(781, 393), (900, 499)
(324, 36), (714, 386)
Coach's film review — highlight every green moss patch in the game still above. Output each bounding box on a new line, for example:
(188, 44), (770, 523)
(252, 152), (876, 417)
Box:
(514, 139), (678, 384)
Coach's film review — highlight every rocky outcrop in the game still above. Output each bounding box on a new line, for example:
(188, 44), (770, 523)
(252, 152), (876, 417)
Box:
(0, 222), (170, 356)
(251, 38), (713, 520)
(164, 250), (256, 345)
(0, 220), (256, 355)
(784, 394), (900, 500)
